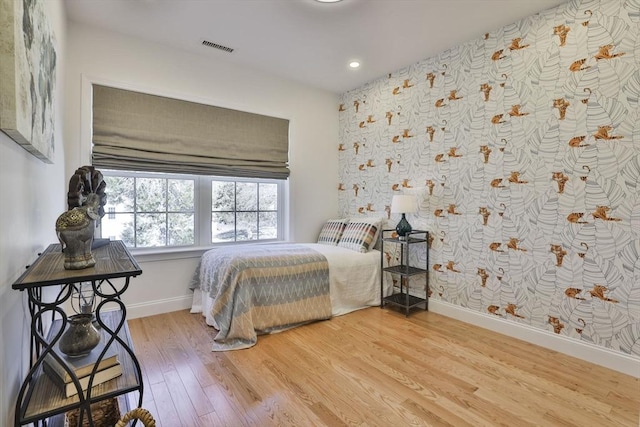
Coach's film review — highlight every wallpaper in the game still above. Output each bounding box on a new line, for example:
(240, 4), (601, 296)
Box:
(338, 0), (640, 357)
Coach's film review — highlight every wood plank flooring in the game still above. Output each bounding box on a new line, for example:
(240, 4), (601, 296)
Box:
(127, 307), (640, 426)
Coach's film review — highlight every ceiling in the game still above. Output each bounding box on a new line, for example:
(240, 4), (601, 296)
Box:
(64, 0), (568, 94)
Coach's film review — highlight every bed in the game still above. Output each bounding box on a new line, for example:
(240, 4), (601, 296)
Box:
(190, 218), (387, 350)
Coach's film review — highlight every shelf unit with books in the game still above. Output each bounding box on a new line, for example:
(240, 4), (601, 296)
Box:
(44, 361), (123, 399)
(43, 339), (119, 386)
(11, 240), (143, 427)
(41, 315), (125, 399)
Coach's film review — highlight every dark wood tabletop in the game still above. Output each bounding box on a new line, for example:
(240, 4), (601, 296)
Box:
(12, 240), (142, 290)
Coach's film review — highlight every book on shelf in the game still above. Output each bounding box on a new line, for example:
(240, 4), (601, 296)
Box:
(43, 339), (118, 383)
(43, 362), (123, 398)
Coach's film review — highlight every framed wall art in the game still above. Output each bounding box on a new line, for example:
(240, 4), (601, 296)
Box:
(0, 0), (57, 163)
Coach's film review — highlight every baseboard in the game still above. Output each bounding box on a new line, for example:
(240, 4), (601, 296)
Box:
(429, 300), (640, 379)
(125, 295), (193, 319)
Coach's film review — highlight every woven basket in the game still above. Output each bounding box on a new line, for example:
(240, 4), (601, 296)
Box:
(115, 408), (156, 427)
(65, 397), (120, 427)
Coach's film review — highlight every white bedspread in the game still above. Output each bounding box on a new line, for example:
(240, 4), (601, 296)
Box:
(301, 243), (384, 316)
(191, 243), (388, 325)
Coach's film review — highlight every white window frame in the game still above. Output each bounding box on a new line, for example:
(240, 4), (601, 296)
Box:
(97, 170), (286, 254)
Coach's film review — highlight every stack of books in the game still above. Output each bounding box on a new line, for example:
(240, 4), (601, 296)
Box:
(43, 341), (122, 398)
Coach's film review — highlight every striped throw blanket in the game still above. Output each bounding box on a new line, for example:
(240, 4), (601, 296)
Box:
(190, 244), (331, 350)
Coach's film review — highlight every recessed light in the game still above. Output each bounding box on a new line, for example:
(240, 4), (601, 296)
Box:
(315, 0), (343, 2)
(349, 61), (360, 68)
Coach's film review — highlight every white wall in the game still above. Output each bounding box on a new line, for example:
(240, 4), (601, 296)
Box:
(0, 1), (67, 425)
(64, 23), (340, 318)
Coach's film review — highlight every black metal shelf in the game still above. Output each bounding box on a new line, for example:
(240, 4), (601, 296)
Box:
(382, 234), (428, 245)
(380, 229), (429, 317)
(383, 292), (427, 309)
(383, 265), (427, 277)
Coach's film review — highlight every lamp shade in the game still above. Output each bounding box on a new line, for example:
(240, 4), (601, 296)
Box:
(390, 195), (418, 214)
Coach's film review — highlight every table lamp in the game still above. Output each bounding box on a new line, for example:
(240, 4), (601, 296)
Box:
(390, 195), (418, 240)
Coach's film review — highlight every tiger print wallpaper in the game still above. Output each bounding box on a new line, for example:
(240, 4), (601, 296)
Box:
(338, 0), (640, 358)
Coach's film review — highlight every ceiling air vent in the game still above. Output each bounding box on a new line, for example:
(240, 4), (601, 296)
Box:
(201, 40), (234, 53)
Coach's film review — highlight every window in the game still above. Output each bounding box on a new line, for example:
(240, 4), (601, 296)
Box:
(211, 180), (278, 242)
(99, 170), (283, 249)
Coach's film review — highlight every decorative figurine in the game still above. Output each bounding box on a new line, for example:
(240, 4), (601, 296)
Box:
(55, 166), (107, 270)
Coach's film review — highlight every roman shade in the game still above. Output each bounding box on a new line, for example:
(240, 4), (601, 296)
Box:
(91, 85), (290, 179)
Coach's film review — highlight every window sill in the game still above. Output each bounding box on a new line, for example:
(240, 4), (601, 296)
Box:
(130, 246), (210, 263)
(129, 240), (286, 263)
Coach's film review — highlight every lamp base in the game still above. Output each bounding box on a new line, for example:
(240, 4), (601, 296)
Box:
(395, 213), (412, 240)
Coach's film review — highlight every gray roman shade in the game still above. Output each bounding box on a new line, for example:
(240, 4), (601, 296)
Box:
(92, 85), (290, 179)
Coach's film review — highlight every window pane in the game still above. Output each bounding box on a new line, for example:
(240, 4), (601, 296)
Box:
(137, 178), (166, 212)
(101, 171), (282, 248)
(237, 182), (257, 211)
(259, 183), (277, 211)
(259, 212), (278, 239)
(101, 213), (135, 246)
(168, 213), (194, 245)
(212, 212), (235, 242)
(104, 176), (134, 211)
(212, 181), (235, 211)
(237, 212), (257, 241)
(136, 213), (166, 247)
(168, 179), (194, 211)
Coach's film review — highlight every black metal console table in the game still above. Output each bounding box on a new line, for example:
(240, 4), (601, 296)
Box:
(12, 240), (143, 427)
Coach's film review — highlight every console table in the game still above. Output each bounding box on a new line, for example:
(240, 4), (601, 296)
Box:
(12, 240), (143, 427)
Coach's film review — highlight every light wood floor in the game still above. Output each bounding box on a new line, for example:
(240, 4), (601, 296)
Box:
(127, 307), (640, 427)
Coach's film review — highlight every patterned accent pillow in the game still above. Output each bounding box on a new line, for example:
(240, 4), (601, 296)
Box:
(317, 219), (349, 245)
(337, 219), (381, 253)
